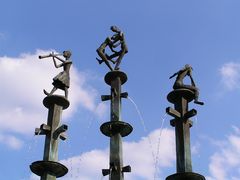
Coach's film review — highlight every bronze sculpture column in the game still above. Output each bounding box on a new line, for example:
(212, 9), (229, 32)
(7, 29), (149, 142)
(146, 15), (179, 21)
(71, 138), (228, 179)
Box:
(30, 51), (71, 180)
(97, 26), (132, 180)
(166, 65), (205, 180)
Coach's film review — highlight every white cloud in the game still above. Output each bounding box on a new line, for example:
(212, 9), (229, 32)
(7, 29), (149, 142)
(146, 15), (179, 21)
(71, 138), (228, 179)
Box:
(208, 127), (240, 180)
(219, 62), (240, 90)
(29, 128), (174, 180)
(0, 133), (23, 150)
(0, 50), (106, 137)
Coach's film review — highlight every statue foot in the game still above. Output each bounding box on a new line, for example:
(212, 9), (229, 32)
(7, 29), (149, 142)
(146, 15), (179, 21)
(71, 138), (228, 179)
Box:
(194, 100), (204, 105)
(96, 58), (103, 64)
(43, 89), (50, 96)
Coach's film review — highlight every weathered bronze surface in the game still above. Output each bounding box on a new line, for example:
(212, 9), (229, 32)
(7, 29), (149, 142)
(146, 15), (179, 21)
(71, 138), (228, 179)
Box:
(169, 64), (204, 105)
(96, 26), (128, 71)
(166, 172), (206, 180)
(100, 70), (132, 180)
(167, 89), (194, 173)
(39, 51), (72, 99)
(166, 65), (205, 180)
(100, 121), (133, 137)
(30, 95), (69, 180)
(30, 160), (68, 178)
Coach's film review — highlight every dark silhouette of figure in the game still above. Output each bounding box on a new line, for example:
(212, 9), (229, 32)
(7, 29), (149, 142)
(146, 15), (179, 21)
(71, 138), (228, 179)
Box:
(170, 64), (204, 105)
(40, 51), (72, 99)
(96, 26), (128, 71)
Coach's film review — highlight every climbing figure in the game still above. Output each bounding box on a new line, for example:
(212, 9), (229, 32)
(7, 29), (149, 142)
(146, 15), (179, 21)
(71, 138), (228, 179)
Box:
(96, 26), (128, 71)
(169, 64), (204, 105)
(39, 50), (72, 99)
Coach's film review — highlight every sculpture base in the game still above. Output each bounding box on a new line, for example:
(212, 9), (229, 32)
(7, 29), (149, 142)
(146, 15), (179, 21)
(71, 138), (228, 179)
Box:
(30, 160), (68, 178)
(104, 71), (127, 85)
(100, 121), (133, 137)
(166, 172), (205, 180)
(167, 88), (195, 104)
(43, 95), (70, 110)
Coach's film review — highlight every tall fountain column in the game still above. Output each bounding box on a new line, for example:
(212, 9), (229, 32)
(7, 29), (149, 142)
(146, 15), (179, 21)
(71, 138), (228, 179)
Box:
(97, 26), (132, 180)
(30, 50), (72, 180)
(166, 65), (205, 180)
(30, 95), (69, 180)
(101, 71), (132, 180)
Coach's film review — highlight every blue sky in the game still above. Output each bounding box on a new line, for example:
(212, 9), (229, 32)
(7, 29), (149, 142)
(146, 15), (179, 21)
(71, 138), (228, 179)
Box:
(1, 0), (240, 179)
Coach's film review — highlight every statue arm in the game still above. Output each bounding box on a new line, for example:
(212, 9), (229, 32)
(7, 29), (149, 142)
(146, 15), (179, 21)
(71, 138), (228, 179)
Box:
(189, 72), (196, 87)
(52, 57), (63, 68)
(112, 41), (121, 48)
(109, 44), (118, 53)
(54, 56), (65, 63)
(169, 72), (177, 79)
(111, 33), (124, 48)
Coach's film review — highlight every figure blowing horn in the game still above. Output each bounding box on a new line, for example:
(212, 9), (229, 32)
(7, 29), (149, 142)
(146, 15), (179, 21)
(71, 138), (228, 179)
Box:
(39, 53), (62, 59)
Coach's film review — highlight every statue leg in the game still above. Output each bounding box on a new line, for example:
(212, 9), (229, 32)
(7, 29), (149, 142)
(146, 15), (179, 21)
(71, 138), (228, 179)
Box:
(64, 87), (68, 99)
(114, 52), (124, 70)
(44, 87), (57, 96)
(181, 85), (204, 105)
(97, 49), (113, 71)
(193, 88), (204, 105)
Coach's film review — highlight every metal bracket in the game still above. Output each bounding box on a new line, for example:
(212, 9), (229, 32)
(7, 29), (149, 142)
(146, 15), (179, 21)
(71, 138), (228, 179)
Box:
(166, 107), (181, 118)
(102, 169), (110, 176)
(102, 165), (131, 176)
(53, 124), (68, 140)
(101, 92), (128, 101)
(101, 95), (111, 101)
(102, 162), (117, 176)
(121, 92), (128, 98)
(184, 109), (197, 119)
(122, 165), (131, 173)
(35, 124), (51, 135)
(170, 119), (176, 127)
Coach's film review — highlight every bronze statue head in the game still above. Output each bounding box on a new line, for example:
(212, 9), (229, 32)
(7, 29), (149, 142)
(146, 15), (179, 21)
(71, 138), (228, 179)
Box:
(63, 51), (72, 59)
(185, 64), (193, 71)
(110, 26), (121, 33)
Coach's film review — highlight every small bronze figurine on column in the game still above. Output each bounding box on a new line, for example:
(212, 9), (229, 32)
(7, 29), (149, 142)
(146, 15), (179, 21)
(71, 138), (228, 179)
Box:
(169, 64), (204, 105)
(30, 51), (71, 180)
(96, 26), (128, 71)
(97, 26), (132, 180)
(39, 51), (72, 99)
(166, 64), (205, 180)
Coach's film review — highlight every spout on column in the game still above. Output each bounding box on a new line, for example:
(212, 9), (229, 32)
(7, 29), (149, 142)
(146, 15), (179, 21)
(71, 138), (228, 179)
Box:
(53, 124), (68, 140)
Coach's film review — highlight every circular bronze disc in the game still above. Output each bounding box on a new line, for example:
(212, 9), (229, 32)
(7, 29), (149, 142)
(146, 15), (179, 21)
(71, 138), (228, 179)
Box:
(167, 88), (195, 104)
(104, 71), (128, 85)
(30, 160), (68, 178)
(43, 95), (70, 109)
(166, 172), (206, 180)
(100, 121), (133, 137)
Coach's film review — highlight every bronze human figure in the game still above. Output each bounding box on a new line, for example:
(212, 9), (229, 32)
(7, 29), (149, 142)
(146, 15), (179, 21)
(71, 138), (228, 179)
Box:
(39, 51), (72, 99)
(170, 64), (204, 105)
(96, 26), (128, 71)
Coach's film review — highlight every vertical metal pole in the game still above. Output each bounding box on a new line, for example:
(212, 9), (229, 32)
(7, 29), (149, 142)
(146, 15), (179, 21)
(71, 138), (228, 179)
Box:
(100, 71), (132, 180)
(166, 89), (206, 180)
(109, 76), (123, 180)
(174, 97), (192, 173)
(30, 95), (69, 180)
(41, 103), (63, 180)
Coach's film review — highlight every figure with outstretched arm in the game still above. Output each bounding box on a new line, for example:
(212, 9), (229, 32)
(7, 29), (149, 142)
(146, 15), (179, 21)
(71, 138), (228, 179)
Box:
(170, 64), (204, 105)
(108, 26), (128, 70)
(39, 51), (72, 99)
(96, 36), (115, 71)
(96, 26), (128, 71)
